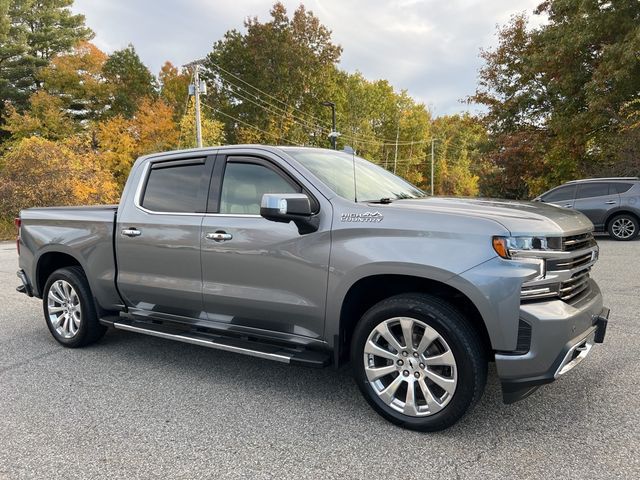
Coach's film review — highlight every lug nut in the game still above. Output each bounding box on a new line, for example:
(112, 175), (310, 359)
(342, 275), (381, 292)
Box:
(397, 359), (404, 366)
(402, 351), (409, 357)
(419, 363), (425, 369)
(412, 352), (419, 358)
(403, 370), (410, 377)
(414, 372), (420, 379)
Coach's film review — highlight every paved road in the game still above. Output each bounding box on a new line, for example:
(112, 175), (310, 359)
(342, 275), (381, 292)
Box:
(0, 238), (638, 479)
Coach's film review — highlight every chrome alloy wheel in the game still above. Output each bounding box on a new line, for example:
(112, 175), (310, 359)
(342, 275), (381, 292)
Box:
(611, 217), (636, 239)
(47, 280), (82, 339)
(363, 317), (457, 417)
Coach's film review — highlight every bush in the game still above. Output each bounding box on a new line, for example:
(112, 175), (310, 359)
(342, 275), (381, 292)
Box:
(0, 137), (120, 221)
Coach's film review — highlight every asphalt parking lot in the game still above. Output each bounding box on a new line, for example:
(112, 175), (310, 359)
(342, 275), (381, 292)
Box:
(0, 238), (638, 480)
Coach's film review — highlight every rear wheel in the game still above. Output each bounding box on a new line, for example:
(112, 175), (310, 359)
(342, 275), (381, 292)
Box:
(608, 214), (639, 241)
(351, 293), (486, 431)
(43, 266), (107, 347)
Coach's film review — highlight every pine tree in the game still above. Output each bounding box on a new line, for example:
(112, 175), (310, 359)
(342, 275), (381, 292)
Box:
(0, 0), (93, 113)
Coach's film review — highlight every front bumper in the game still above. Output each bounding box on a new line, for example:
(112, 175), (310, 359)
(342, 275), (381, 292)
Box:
(496, 280), (609, 403)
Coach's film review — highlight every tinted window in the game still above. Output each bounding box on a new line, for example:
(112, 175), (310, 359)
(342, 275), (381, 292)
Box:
(219, 162), (298, 215)
(576, 183), (609, 199)
(612, 183), (634, 194)
(542, 185), (575, 202)
(142, 162), (205, 213)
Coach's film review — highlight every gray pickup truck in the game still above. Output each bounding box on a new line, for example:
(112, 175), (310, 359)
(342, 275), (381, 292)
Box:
(16, 145), (609, 431)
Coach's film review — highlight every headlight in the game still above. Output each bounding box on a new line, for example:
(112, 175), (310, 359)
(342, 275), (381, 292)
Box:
(492, 236), (559, 259)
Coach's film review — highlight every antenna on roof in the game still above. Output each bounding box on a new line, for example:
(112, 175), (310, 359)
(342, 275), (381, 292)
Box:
(344, 145), (358, 203)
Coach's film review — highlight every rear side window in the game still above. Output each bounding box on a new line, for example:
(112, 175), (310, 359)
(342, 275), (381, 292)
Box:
(542, 185), (575, 202)
(612, 183), (634, 194)
(576, 183), (609, 199)
(142, 162), (206, 213)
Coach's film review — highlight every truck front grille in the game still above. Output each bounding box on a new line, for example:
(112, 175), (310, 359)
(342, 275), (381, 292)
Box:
(562, 232), (596, 251)
(547, 252), (593, 271)
(558, 268), (592, 301)
(521, 232), (596, 304)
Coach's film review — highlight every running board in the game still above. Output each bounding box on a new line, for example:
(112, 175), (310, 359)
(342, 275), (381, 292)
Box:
(112, 321), (330, 367)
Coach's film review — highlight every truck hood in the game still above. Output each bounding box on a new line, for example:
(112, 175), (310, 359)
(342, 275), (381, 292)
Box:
(386, 197), (593, 236)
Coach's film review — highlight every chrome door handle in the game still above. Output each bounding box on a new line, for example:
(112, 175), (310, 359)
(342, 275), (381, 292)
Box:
(121, 228), (141, 237)
(605, 201), (617, 205)
(206, 232), (233, 242)
(563, 204), (573, 208)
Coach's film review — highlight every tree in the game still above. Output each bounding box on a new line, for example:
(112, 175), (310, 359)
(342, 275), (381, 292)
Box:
(96, 98), (182, 186)
(177, 98), (225, 149)
(429, 114), (486, 196)
(471, 1), (640, 198)
(2, 89), (75, 141)
(159, 61), (190, 120)
(0, 0), (93, 113)
(103, 44), (156, 118)
(38, 41), (112, 121)
(0, 136), (118, 219)
(202, 2), (342, 145)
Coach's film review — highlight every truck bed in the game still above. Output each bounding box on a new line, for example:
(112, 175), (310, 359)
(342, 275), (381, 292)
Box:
(18, 205), (122, 310)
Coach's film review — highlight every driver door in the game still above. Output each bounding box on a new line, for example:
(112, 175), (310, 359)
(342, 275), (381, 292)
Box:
(200, 151), (332, 340)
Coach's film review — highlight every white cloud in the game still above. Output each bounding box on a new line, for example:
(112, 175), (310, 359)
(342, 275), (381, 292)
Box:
(72, 0), (543, 115)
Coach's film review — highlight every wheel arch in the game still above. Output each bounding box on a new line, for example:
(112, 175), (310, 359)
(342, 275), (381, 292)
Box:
(35, 249), (83, 297)
(335, 273), (492, 367)
(605, 209), (640, 230)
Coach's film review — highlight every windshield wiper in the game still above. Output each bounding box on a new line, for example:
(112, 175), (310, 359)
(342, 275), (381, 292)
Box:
(363, 198), (393, 204)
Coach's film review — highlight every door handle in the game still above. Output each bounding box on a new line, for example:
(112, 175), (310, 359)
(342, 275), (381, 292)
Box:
(206, 231), (233, 242)
(121, 228), (141, 237)
(605, 201), (617, 205)
(563, 204), (573, 208)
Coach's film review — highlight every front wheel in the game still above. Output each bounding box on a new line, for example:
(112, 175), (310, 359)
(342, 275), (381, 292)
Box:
(351, 293), (487, 431)
(608, 214), (639, 241)
(43, 266), (107, 348)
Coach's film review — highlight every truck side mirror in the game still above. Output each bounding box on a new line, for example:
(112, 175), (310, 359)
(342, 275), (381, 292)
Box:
(260, 193), (319, 235)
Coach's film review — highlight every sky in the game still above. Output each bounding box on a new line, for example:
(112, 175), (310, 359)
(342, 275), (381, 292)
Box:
(72, 0), (545, 116)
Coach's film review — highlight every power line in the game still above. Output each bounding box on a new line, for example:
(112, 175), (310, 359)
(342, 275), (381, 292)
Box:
(206, 61), (433, 147)
(213, 75), (331, 136)
(207, 60), (327, 127)
(200, 103), (305, 146)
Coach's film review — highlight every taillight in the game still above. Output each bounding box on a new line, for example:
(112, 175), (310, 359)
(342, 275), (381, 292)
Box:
(15, 217), (21, 255)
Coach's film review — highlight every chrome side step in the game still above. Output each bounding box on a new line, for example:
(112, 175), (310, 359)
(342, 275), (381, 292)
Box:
(112, 321), (330, 367)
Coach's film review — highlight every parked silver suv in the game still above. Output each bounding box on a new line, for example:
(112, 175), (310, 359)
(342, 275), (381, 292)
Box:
(536, 177), (640, 240)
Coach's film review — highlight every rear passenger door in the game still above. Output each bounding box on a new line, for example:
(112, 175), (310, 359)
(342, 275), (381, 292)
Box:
(200, 151), (332, 341)
(116, 155), (214, 320)
(573, 182), (619, 228)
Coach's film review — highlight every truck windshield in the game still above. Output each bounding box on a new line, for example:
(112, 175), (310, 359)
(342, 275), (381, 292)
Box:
(285, 149), (425, 202)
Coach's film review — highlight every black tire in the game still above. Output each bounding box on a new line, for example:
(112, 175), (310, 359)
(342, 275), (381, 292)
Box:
(42, 266), (107, 348)
(607, 214), (639, 241)
(351, 293), (487, 432)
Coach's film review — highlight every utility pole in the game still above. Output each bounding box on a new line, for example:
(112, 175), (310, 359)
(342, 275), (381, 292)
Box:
(193, 65), (203, 148)
(430, 138), (438, 196)
(393, 123), (400, 174)
(184, 59), (207, 148)
(322, 101), (338, 149)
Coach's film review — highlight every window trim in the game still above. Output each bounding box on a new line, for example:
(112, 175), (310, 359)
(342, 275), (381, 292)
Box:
(207, 154), (320, 215)
(135, 156), (213, 215)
